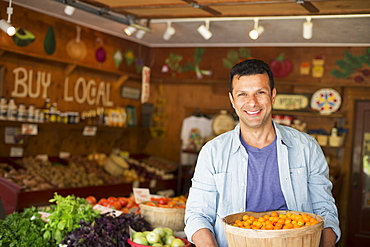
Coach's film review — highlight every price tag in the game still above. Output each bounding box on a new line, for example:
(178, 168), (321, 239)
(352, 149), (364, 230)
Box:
(132, 180), (140, 189)
(133, 188), (150, 204)
(35, 154), (49, 162)
(10, 147), (23, 157)
(82, 126), (97, 136)
(93, 204), (122, 217)
(149, 179), (157, 188)
(21, 124), (38, 135)
(59, 151), (70, 159)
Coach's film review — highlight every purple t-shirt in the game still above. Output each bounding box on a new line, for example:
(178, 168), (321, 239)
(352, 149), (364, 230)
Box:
(240, 136), (288, 212)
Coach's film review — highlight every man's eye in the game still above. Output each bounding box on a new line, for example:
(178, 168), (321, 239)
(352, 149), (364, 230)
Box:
(257, 91), (266, 95)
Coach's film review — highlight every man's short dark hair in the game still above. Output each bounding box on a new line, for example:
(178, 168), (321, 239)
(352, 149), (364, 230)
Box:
(229, 59), (275, 94)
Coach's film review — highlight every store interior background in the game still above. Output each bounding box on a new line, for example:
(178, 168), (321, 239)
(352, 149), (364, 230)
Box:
(1, 1), (370, 246)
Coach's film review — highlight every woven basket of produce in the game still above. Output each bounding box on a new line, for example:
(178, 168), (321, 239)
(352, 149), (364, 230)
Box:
(223, 210), (324, 247)
(139, 201), (185, 231)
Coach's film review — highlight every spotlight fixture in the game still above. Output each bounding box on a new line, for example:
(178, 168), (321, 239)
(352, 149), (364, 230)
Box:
(135, 30), (146, 39)
(249, 18), (264, 40)
(197, 20), (212, 40)
(1, 0), (15, 36)
(0, 19), (15, 36)
(303, 17), (313, 39)
(163, 21), (175, 41)
(64, 5), (76, 16)
(124, 26), (137, 36)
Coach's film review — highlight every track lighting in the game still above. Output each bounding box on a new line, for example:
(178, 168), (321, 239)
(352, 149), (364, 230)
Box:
(124, 26), (137, 36)
(303, 17), (313, 39)
(197, 20), (212, 40)
(135, 30), (146, 39)
(249, 18), (264, 40)
(64, 5), (75, 16)
(0, 19), (15, 36)
(1, 0), (15, 36)
(163, 21), (175, 40)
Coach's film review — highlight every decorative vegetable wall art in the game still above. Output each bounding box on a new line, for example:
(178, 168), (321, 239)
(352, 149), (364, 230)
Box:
(223, 48), (251, 69)
(43, 26), (56, 55)
(161, 48), (212, 79)
(12, 27), (35, 47)
(113, 50), (123, 67)
(66, 26), (87, 61)
(270, 53), (293, 78)
(331, 48), (370, 82)
(161, 53), (183, 77)
(95, 37), (107, 64)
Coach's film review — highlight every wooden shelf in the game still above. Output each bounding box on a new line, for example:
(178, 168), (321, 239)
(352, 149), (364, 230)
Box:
(0, 120), (145, 132)
(272, 110), (345, 118)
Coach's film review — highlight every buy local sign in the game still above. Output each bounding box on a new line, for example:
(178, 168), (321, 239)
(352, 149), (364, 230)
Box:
(10, 67), (114, 107)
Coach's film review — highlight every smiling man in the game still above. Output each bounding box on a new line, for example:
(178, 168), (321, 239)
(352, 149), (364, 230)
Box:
(184, 59), (340, 247)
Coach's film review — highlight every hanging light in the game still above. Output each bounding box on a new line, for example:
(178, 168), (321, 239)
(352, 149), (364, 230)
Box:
(163, 21), (175, 40)
(1, 0), (15, 36)
(0, 19), (15, 36)
(197, 20), (212, 40)
(64, 5), (76, 16)
(124, 26), (137, 36)
(249, 18), (264, 40)
(303, 17), (313, 39)
(135, 30), (146, 39)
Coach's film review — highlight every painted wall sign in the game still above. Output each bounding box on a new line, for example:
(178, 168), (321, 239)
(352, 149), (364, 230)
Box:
(10, 67), (113, 107)
(273, 94), (309, 110)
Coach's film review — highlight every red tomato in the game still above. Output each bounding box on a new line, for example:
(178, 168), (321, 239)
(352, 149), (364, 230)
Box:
(108, 196), (117, 202)
(118, 197), (128, 207)
(112, 200), (122, 210)
(98, 198), (109, 206)
(86, 196), (97, 205)
(158, 198), (167, 205)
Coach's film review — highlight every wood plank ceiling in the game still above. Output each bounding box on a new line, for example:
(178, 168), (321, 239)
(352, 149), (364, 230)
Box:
(11, 0), (370, 46)
(80, 0), (370, 18)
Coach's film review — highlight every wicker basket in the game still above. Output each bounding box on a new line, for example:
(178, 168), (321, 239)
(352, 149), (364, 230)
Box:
(139, 203), (185, 231)
(223, 210), (324, 247)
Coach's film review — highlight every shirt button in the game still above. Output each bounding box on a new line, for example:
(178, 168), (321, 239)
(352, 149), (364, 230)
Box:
(241, 182), (245, 186)
(240, 208), (244, 212)
(242, 158), (246, 162)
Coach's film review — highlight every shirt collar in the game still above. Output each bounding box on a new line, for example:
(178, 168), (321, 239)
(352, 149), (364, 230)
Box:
(231, 121), (293, 152)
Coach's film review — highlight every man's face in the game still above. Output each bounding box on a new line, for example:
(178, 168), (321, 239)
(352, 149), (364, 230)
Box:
(229, 73), (276, 130)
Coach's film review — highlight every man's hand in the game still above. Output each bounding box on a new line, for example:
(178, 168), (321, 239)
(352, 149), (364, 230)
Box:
(320, 228), (337, 247)
(192, 228), (218, 247)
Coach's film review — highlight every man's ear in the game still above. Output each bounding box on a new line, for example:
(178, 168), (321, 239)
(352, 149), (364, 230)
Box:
(229, 92), (235, 108)
(271, 88), (277, 105)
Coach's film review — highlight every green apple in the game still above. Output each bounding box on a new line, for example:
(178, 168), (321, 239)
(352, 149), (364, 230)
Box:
(163, 227), (174, 237)
(146, 231), (161, 245)
(133, 236), (149, 245)
(153, 227), (166, 238)
(165, 235), (176, 246)
(143, 231), (151, 237)
(132, 232), (145, 240)
(152, 244), (163, 247)
(171, 238), (186, 247)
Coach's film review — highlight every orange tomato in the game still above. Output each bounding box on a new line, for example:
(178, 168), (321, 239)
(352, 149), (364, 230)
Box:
(86, 196), (97, 205)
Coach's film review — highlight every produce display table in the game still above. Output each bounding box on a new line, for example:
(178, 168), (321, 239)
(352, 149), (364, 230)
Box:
(0, 173), (176, 214)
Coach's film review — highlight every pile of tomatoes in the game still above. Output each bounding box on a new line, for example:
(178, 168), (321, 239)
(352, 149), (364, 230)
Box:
(231, 211), (320, 230)
(86, 195), (138, 214)
(143, 196), (186, 209)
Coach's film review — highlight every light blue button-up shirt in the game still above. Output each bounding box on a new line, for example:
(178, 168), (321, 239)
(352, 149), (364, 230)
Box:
(184, 122), (341, 247)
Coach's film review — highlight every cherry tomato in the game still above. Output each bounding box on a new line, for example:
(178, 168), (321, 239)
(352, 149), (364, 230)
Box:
(86, 196), (97, 205)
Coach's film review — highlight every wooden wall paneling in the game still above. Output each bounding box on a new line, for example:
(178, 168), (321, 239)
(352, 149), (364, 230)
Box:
(336, 87), (370, 247)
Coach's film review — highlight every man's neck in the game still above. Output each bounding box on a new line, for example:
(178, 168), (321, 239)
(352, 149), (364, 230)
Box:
(240, 123), (276, 149)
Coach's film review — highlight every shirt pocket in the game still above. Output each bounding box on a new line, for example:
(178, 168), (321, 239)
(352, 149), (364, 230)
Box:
(289, 167), (309, 207)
